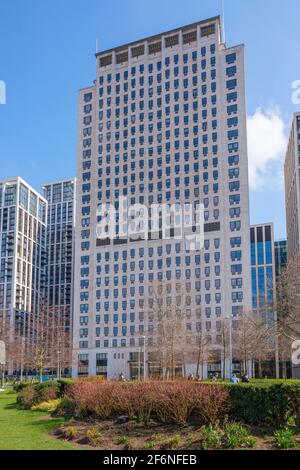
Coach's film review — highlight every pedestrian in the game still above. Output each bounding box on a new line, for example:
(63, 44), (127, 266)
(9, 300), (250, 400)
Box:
(230, 373), (239, 384)
(119, 372), (125, 382)
(241, 374), (250, 383)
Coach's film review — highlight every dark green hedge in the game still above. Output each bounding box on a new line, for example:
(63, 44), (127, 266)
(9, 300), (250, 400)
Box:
(225, 382), (300, 425)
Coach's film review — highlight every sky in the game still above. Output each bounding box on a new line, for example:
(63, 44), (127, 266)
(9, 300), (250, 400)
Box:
(0, 0), (300, 240)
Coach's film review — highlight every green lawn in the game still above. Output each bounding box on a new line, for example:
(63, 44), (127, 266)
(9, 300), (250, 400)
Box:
(0, 390), (78, 450)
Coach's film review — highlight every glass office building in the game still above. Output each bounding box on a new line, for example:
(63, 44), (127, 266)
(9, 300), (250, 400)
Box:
(0, 177), (47, 345)
(41, 179), (76, 334)
(250, 224), (275, 313)
(274, 240), (287, 280)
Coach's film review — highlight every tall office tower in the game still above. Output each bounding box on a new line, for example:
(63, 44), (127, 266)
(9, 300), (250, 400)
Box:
(250, 223), (278, 377)
(274, 240), (287, 280)
(285, 112), (300, 260)
(41, 180), (76, 335)
(73, 16), (252, 379)
(250, 224), (276, 313)
(0, 177), (47, 345)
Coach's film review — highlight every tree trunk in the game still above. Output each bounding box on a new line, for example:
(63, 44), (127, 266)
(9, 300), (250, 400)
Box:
(258, 360), (263, 379)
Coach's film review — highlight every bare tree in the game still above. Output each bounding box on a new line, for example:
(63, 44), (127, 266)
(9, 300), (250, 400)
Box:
(276, 253), (300, 376)
(146, 282), (189, 380)
(232, 309), (276, 377)
(187, 328), (212, 379)
(47, 308), (71, 379)
(218, 318), (231, 380)
(276, 253), (300, 341)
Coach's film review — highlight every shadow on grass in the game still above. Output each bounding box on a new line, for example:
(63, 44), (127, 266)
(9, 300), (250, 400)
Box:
(29, 416), (72, 431)
(4, 402), (20, 410)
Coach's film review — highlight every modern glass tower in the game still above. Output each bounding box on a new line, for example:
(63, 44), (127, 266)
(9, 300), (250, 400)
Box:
(250, 224), (276, 314)
(0, 177), (47, 345)
(250, 223), (278, 377)
(274, 240), (287, 280)
(41, 179), (76, 331)
(73, 16), (252, 379)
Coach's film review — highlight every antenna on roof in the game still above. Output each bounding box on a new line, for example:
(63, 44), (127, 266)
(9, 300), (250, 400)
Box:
(221, 0), (226, 44)
(96, 38), (99, 54)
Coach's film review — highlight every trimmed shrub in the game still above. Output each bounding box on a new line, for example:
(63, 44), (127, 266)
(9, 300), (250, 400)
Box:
(225, 382), (300, 426)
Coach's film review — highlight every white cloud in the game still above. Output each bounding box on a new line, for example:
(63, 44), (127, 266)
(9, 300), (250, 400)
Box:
(247, 107), (287, 190)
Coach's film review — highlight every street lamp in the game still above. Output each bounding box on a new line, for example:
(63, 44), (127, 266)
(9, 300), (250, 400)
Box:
(138, 347), (141, 381)
(142, 336), (146, 381)
(225, 315), (233, 379)
(57, 350), (61, 380)
(0, 340), (6, 389)
(20, 337), (25, 382)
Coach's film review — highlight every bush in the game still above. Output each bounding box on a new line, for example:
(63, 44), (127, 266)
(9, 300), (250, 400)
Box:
(17, 381), (60, 409)
(13, 382), (38, 393)
(53, 397), (75, 416)
(226, 382), (300, 426)
(67, 380), (116, 418)
(31, 398), (63, 413)
(17, 385), (37, 409)
(67, 380), (229, 426)
(56, 379), (75, 396)
(274, 427), (298, 449)
(195, 384), (230, 424)
(34, 382), (59, 403)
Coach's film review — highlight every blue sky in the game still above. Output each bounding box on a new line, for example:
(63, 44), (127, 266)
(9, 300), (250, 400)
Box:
(0, 0), (299, 239)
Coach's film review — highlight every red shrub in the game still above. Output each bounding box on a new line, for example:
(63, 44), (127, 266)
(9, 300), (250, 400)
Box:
(67, 380), (115, 418)
(194, 384), (230, 424)
(67, 380), (229, 425)
(154, 382), (196, 425)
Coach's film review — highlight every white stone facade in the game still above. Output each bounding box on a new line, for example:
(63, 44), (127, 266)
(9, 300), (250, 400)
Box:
(72, 16), (252, 379)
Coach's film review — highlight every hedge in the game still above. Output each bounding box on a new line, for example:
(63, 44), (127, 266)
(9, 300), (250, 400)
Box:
(16, 379), (300, 427)
(224, 382), (300, 425)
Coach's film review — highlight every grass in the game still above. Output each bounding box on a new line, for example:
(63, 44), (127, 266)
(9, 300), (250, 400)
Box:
(0, 390), (79, 450)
